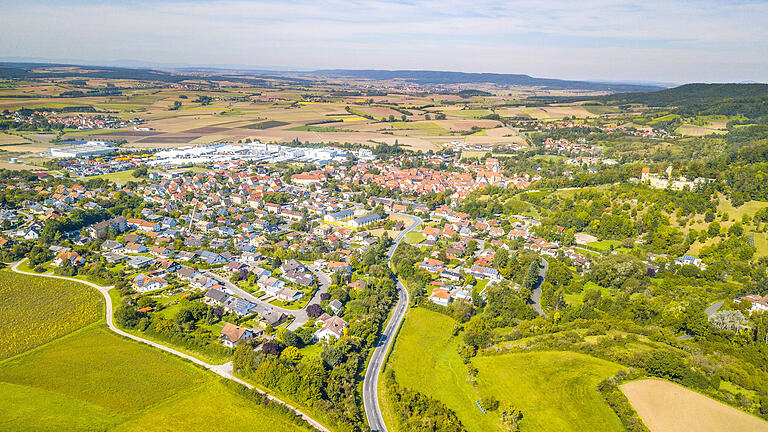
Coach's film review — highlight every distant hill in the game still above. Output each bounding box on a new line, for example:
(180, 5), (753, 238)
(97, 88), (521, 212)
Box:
(600, 83), (768, 120)
(310, 69), (665, 93)
(601, 83), (768, 106)
(0, 62), (311, 86)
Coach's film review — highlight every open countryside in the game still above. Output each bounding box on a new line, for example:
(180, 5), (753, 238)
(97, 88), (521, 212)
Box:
(1, 1), (768, 431)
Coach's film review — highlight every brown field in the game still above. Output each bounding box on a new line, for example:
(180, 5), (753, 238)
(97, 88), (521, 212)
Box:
(136, 135), (201, 143)
(621, 379), (768, 432)
(0, 133), (31, 145)
(677, 124), (728, 136)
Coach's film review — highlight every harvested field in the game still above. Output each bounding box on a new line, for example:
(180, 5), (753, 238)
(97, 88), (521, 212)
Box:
(136, 135), (201, 143)
(0, 133), (31, 145)
(621, 379), (768, 432)
(182, 126), (233, 134)
(103, 130), (163, 137)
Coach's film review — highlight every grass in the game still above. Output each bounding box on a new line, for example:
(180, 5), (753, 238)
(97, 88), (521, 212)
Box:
(243, 120), (290, 129)
(383, 308), (624, 431)
(0, 327), (313, 432)
(405, 231), (426, 244)
(288, 125), (354, 132)
(388, 121), (449, 135)
(586, 239), (622, 253)
(0, 269), (315, 432)
(474, 352), (624, 432)
(0, 269), (102, 360)
(86, 170), (144, 184)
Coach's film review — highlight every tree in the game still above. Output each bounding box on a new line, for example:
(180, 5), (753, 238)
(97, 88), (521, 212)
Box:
(708, 310), (747, 332)
(466, 240), (478, 257)
(306, 303), (323, 318)
(463, 317), (492, 348)
(707, 221), (721, 237)
(261, 341), (281, 356)
(643, 350), (687, 381)
(500, 402), (523, 431)
(281, 346), (303, 362)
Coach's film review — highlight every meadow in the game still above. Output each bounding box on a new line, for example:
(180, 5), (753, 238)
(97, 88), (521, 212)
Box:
(0, 269), (102, 360)
(0, 327), (314, 432)
(382, 308), (624, 432)
(0, 270), (316, 432)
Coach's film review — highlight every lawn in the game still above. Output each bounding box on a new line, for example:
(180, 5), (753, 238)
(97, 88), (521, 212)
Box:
(586, 239), (622, 253)
(405, 231), (426, 244)
(0, 269), (102, 360)
(383, 308), (624, 432)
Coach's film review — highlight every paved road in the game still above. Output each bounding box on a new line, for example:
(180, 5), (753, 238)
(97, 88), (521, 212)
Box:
(530, 257), (549, 317)
(363, 213), (422, 432)
(705, 300), (724, 317)
(3, 210), (32, 235)
(204, 263), (331, 331)
(11, 259), (329, 432)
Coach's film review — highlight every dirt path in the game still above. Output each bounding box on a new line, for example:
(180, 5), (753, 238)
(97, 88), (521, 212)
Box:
(621, 378), (768, 432)
(10, 259), (329, 432)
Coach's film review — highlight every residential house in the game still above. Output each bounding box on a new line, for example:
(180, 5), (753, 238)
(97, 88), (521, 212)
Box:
(314, 315), (347, 341)
(204, 288), (229, 306)
(219, 322), (256, 348)
(429, 287), (452, 306)
(329, 299), (343, 314)
(132, 275), (168, 292)
(257, 276), (285, 296)
(52, 251), (85, 267)
(276, 288), (304, 302)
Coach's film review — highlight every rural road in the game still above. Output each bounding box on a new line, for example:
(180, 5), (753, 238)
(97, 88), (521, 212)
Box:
(363, 213), (422, 432)
(10, 259), (330, 432)
(530, 257), (549, 317)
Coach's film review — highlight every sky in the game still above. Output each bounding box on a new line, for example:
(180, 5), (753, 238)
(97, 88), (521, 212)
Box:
(1, 0), (767, 84)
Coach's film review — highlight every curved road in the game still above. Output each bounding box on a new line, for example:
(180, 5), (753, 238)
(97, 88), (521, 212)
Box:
(363, 213), (422, 432)
(530, 257), (549, 317)
(10, 259), (329, 432)
(204, 263), (331, 331)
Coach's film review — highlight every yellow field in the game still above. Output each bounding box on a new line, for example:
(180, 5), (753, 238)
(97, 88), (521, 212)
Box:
(621, 379), (768, 432)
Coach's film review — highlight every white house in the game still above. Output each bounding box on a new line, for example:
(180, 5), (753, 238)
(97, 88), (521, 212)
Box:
(314, 314), (347, 341)
(258, 275), (285, 296)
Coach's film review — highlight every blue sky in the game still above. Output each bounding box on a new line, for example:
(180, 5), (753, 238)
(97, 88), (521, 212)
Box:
(0, 0), (766, 83)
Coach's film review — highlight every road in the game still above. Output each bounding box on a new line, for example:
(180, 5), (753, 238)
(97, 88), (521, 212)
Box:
(10, 259), (330, 432)
(3, 209), (32, 235)
(530, 257), (549, 317)
(705, 300), (724, 317)
(363, 213), (422, 432)
(204, 262), (331, 331)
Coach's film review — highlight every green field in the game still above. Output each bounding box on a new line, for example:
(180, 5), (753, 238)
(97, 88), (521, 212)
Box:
(0, 327), (313, 432)
(244, 120), (290, 129)
(383, 308), (624, 432)
(586, 239), (622, 253)
(388, 121), (449, 135)
(0, 270), (314, 432)
(288, 125), (354, 132)
(0, 269), (102, 360)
